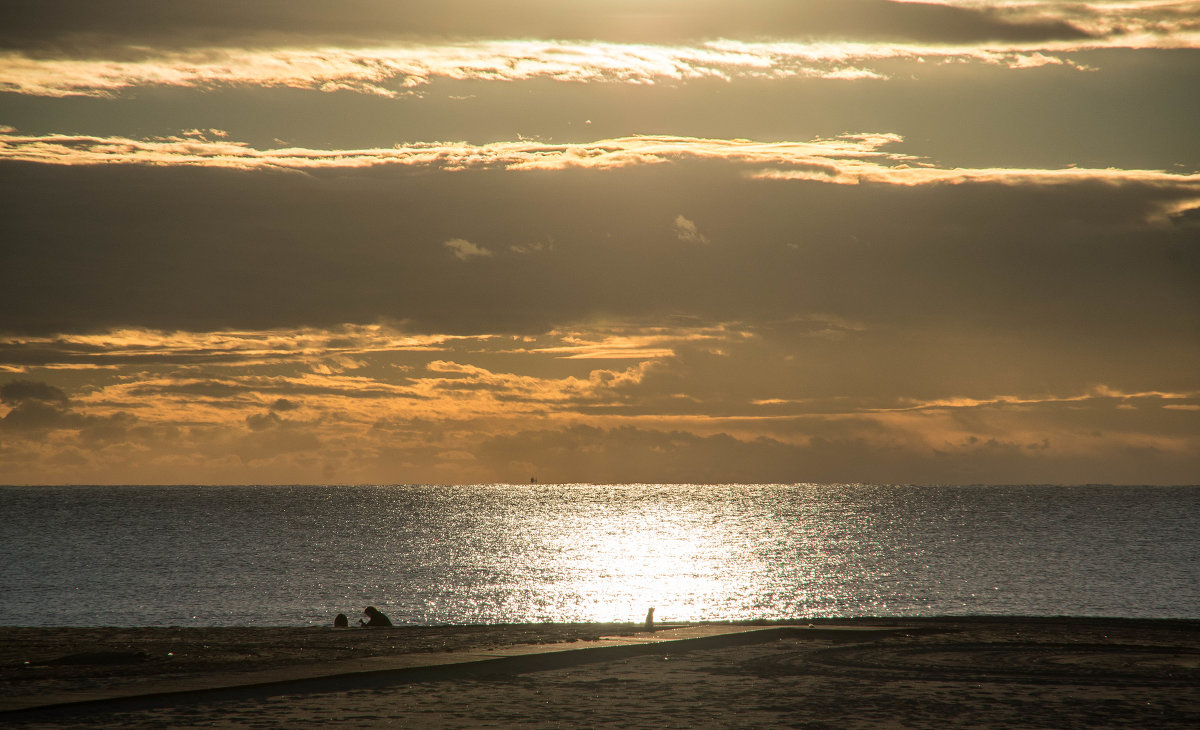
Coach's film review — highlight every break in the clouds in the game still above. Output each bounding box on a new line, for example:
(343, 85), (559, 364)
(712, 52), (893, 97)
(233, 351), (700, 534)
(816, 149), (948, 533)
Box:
(1, 1), (1196, 485)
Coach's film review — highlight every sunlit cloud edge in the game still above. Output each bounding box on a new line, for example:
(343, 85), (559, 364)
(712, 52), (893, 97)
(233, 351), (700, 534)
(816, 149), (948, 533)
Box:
(3, 30), (1197, 98)
(4, 130), (1199, 195)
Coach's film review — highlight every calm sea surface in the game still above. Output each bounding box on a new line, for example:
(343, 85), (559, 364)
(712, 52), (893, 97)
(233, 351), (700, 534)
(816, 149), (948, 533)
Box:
(1, 484), (1197, 627)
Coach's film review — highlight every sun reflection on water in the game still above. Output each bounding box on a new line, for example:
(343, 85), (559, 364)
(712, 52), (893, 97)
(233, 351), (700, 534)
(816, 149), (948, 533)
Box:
(2, 483), (1197, 626)
(379, 483), (933, 625)
(491, 484), (778, 623)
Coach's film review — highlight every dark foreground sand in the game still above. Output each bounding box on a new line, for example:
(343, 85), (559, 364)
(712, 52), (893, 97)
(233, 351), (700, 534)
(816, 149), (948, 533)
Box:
(3, 618), (1198, 728)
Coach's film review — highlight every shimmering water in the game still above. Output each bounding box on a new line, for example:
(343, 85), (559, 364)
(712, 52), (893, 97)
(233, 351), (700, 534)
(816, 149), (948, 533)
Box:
(1, 484), (1197, 627)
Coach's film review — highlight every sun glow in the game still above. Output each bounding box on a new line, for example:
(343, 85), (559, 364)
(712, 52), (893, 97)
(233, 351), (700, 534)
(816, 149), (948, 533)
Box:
(521, 486), (774, 622)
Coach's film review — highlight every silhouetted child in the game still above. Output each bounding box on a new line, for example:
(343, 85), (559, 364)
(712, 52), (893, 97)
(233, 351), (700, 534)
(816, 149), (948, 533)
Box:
(360, 605), (393, 627)
(333, 613), (349, 627)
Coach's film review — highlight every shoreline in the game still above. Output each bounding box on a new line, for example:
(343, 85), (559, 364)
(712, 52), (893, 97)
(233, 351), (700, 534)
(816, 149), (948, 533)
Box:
(4, 617), (1199, 728)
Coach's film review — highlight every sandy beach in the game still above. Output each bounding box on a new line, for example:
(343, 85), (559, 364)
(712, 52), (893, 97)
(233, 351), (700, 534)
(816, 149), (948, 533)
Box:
(3, 618), (1198, 728)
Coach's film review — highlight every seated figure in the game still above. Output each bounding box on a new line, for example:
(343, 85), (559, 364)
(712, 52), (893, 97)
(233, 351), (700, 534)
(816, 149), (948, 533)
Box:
(360, 605), (393, 627)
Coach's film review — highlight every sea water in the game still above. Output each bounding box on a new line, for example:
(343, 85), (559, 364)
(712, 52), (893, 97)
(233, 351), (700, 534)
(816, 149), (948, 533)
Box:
(1, 483), (1197, 627)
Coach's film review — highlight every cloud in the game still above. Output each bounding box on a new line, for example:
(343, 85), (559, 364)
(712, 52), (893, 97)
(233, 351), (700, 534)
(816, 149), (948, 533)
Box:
(0, 40), (900, 98)
(1, 398), (77, 431)
(3, 130), (1196, 238)
(1, 2), (1196, 487)
(5, 1), (1199, 99)
(875, 385), (1200, 414)
(3, 156), (1197, 345)
(2, 332), (1198, 484)
(0, 378), (140, 436)
(473, 424), (804, 484)
(470, 412), (1200, 484)
(0, 36), (1129, 99)
(0, 324), (740, 430)
(411, 359), (659, 413)
(1, 379), (68, 405)
(0, 325), (485, 368)
(0, 128), (913, 172)
(0, 324), (741, 373)
(0, 1), (1119, 50)
(1, 379), (76, 431)
(246, 411), (284, 431)
(5, 128), (1198, 203)
(444, 238), (493, 261)
(673, 215), (710, 244)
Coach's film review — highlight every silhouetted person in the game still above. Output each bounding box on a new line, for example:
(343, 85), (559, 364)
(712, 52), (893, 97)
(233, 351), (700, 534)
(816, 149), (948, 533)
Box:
(645, 607), (655, 631)
(333, 613), (349, 628)
(360, 605), (393, 627)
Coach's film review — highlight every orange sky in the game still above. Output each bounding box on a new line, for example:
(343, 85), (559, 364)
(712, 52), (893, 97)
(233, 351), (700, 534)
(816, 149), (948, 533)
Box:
(2, 1), (1198, 484)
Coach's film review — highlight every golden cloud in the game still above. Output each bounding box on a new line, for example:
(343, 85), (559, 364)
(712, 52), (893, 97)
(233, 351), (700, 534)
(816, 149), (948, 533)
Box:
(7, 23), (1198, 99)
(4, 317), (1197, 484)
(4, 129), (1197, 209)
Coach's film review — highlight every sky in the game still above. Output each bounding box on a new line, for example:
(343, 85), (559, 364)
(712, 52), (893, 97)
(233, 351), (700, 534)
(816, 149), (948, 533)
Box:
(1, 0), (1198, 485)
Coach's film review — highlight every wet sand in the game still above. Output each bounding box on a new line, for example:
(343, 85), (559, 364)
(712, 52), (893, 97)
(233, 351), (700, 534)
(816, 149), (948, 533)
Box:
(3, 618), (1198, 728)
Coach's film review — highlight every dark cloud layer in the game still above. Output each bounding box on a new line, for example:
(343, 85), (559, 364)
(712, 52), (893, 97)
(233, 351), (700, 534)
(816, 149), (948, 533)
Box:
(474, 423), (1200, 486)
(0, 379), (138, 439)
(1, 379), (68, 405)
(1, 0), (1092, 51)
(2, 161), (1196, 344)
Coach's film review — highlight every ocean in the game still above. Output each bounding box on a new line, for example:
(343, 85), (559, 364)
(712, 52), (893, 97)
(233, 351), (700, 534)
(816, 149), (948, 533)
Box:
(1, 483), (1197, 627)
